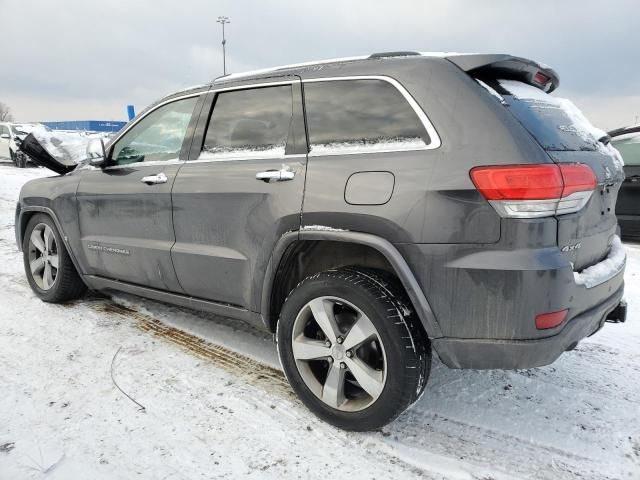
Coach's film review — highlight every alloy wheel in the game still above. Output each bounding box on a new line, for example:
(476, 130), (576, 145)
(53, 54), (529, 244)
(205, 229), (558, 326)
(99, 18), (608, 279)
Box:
(291, 296), (387, 412)
(28, 223), (59, 290)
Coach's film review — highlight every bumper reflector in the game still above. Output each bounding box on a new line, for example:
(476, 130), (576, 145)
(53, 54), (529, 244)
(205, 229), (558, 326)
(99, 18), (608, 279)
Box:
(535, 309), (568, 330)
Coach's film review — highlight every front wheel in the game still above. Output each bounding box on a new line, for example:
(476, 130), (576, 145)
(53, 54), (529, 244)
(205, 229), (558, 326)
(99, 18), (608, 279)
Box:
(277, 268), (430, 431)
(22, 214), (87, 302)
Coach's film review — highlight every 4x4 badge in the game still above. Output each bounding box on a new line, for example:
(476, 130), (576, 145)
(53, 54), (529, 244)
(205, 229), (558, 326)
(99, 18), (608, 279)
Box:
(561, 243), (582, 252)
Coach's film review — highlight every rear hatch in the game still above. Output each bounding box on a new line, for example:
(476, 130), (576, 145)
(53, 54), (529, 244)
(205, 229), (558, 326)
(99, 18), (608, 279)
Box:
(476, 76), (625, 272)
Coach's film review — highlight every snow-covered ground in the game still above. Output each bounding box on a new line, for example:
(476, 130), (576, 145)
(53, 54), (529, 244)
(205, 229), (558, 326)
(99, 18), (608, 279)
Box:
(1, 166), (639, 480)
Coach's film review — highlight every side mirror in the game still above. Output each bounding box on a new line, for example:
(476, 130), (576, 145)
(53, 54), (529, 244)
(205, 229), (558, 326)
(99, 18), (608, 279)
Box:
(86, 138), (107, 167)
(0, 133), (10, 140)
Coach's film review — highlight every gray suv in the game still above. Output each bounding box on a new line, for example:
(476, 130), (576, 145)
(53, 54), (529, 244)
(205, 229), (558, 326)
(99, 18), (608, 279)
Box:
(15, 52), (628, 430)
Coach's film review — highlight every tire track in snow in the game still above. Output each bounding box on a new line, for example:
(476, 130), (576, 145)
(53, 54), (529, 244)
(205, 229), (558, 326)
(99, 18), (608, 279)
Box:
(88, 301), (295, 399)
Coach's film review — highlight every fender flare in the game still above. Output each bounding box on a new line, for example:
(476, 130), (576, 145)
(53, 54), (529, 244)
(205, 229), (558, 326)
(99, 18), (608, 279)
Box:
(260, 230), (443, 339)
(17, 206), (85, 276)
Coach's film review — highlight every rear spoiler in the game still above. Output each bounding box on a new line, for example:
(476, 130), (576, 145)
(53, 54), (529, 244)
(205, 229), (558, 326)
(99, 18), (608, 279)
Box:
(20, 133), (77, 175)
(446, 54), (560, 93)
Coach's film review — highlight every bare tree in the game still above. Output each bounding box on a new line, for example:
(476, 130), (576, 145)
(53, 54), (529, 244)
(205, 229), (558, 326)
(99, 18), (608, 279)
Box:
(0, 102), (13, 122)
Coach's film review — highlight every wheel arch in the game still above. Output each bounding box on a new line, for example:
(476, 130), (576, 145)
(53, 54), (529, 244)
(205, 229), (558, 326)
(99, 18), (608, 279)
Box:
(18, 206), (84, 276)
(261, 230), (442, 339)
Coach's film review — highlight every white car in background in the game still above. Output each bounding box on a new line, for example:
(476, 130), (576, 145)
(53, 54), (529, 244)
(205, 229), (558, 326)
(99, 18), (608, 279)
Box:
(0, 122), (37, 167)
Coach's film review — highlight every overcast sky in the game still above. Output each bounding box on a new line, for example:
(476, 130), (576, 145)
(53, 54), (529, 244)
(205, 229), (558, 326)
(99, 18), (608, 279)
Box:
(1, 0), (638, 129)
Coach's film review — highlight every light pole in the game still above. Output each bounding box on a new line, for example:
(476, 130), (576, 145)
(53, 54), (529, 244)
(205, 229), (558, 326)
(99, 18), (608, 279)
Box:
(217, 16), (230, 75)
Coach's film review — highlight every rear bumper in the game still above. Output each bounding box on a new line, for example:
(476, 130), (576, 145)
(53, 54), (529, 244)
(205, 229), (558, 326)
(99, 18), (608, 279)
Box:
(433, 284), (624, 369)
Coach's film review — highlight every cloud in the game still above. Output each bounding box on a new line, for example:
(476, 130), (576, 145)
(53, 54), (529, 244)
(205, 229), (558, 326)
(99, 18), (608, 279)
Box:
(0, 0), (638, 126)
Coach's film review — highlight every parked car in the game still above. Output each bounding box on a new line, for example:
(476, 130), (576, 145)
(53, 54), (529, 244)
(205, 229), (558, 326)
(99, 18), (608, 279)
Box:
(15, 52), (627, 430)
(0, 122), (35, 167)
(609, 125), (640, 239)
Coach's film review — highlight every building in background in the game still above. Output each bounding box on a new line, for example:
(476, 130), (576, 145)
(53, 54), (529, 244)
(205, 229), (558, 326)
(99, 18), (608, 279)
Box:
(41, 120), (127, 133)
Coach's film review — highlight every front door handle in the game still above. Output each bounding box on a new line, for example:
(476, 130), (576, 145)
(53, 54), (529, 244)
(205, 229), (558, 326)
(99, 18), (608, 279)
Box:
(256, 168), (295, 183)
(140, 172), (168, 185)
(628, 175), (640, 183)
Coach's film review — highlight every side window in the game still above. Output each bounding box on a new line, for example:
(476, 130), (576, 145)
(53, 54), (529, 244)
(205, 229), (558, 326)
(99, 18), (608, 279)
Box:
(304, 79), (430, 153)
(0, 125), (8, 137)
(201, 85), (293, 159)
(110, 96), (198, 165)
(613, 134), (640, 166)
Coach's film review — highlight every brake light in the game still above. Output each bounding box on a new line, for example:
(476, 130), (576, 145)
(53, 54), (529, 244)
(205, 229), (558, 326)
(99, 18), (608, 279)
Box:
(535, 309), (568, 330)
(470, 164), (597, 218)
(533, 71), (551, 86)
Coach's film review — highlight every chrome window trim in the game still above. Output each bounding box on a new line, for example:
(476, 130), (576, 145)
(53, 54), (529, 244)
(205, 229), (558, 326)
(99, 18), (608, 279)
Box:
(302, 75), (441, 156)
(188, 153), (306, 165)
(209, 79), (296, 94)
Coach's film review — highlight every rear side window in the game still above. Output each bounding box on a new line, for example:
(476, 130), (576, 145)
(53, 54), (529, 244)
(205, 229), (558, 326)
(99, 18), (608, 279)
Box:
(487, 79), (605, 152)
(201, 85), (293, 159)
(303, 79), (429, 154)
(612, 133), (640, 166)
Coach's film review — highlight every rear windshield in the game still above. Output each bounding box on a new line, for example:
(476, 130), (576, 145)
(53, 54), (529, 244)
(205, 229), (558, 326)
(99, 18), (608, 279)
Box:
(479, 79), (605, 152)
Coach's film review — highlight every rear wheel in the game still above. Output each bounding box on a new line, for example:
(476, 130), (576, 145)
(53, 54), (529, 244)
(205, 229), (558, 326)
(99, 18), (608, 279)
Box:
(23, 214), (87, 302)
(277, 267), (430, 430)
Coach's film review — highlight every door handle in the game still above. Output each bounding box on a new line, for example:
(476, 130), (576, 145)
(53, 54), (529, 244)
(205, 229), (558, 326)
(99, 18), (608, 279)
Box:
(256, 167), (295, 183)
(140, 172), (168, 185)
(629, 175), (640, 183)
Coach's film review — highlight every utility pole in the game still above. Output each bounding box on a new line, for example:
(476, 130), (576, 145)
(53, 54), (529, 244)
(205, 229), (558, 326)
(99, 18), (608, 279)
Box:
(217, 16), (230, 75)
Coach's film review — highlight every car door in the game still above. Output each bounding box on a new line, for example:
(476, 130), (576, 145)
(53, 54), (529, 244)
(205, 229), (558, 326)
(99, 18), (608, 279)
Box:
(612, 129), (640, 237)
(0, 125), (10, 158)
(76, 93), (202, 291)
(171, 78), (307, 310)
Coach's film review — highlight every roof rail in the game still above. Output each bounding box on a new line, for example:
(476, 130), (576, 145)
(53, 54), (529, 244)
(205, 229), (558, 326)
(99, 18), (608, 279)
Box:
(369, 51), (421, 59)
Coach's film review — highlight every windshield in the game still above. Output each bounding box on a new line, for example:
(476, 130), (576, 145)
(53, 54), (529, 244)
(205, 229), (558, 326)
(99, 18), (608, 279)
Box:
(480, 79), (606, 152)
(612, 133), (640, 166)
(11, 126), (29, 136)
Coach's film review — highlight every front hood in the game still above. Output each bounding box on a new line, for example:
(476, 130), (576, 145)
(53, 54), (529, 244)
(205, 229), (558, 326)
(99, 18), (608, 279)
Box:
(20, 133), (77, 174)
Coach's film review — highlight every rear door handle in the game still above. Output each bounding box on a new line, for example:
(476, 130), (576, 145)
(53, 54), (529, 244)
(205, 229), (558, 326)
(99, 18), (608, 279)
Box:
(256, 168), (295, 183)
(140, 172), (168, 185)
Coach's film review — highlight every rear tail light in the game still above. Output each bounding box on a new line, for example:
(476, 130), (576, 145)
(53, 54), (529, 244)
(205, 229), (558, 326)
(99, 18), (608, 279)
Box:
(535, 309), (568, 330)
(470, 163), (596, 218)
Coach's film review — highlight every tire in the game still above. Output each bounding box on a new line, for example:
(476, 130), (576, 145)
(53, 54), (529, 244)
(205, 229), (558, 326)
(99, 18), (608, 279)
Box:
(22, 214), (87, 302)
(277, 267), (430, 431)
(17, 152), (27, 168)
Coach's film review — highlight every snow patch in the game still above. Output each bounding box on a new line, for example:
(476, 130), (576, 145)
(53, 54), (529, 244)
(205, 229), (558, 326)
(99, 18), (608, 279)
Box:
(301, 225), (348, 232)
(199, 145), (286, 161)
(30, 126), (107, 164)
(574, 235), (626, 288)
(310, 137), (426, 155)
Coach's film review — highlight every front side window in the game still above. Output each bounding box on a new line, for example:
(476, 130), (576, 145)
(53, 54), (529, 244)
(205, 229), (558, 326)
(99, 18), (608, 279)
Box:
(0, 125), (9, 137)
(304, 79), (430, 154)
(201, 85), (293, 160)
(110, 96), (198, 165)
